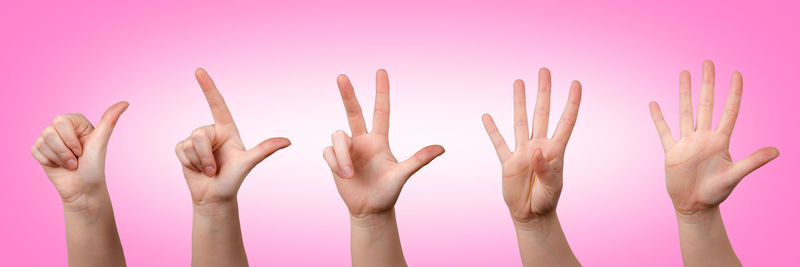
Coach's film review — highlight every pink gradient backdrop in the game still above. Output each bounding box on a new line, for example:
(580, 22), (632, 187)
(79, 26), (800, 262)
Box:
(2, 0), (798, 266)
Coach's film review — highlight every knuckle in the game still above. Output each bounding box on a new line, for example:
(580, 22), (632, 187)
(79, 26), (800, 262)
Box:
(52, 114), (69, 124)
(534, 107), (550, 117)
(42, 125), (56, 136)
(182, 140), (195, 152)
(33, 138), (44, 149)
(191, 128), (206, 138)
(561, 117), (576, 128)
(59, 151), (74, 160)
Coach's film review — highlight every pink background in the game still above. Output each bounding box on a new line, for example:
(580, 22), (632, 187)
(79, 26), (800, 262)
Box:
(2, 0), (798, 266)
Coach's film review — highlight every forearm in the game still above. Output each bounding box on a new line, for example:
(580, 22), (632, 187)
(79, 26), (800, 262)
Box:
(192, 201), (248, 267)
(676, 207), (740, 267)
(350, 209), (407, 267)
(513, 212), (579, 267)
(63, 188), (126, 267)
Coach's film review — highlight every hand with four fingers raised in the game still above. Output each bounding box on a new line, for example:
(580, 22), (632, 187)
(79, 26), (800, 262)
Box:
(482, 68), (582, 266)
(322, 69), (444, 267)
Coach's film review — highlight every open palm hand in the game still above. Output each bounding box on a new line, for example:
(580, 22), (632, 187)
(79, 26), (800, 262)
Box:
(649, 60), (779, 216)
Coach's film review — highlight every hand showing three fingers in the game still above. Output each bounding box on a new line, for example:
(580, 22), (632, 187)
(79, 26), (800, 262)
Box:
(175, 69), (291, 207)
(649, 60), (779, 219)
(482, 68), (582, 224)
(31, 102), (129, 210)
(322, 69), (445, 218)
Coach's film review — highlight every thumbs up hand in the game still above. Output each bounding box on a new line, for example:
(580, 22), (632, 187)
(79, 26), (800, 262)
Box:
(176, 69), (291, 207)
(31, 101), (129, 211)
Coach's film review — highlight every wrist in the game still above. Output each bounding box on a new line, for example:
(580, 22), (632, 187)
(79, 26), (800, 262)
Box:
(513, 211), (558, 233)
(675, 206), (721, 225)
(193, 199), (239, 218)
(61, 186), (111, 214)
(350, 209), (397, 229)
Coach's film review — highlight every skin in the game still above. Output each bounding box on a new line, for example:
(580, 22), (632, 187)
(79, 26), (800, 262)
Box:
(649, 60), (779, 267)
(31, 101), (130, 267)
(175, 68), (291, 267)
(322, 69), (445, 267)
(482, 68), (582, 266)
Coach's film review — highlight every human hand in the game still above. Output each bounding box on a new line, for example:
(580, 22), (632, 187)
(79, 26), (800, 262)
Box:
(322, 69), (445, 219)
(649, 60), (779, 220)
(482, 68), (582, 225)
(31, 102), (129, 211)
(175, 69), (291, 208)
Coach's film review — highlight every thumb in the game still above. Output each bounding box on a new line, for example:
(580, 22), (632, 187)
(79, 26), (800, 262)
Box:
(729, 146), (780, 184)
(89, 101), (130, 148)
(531, 148), (558, 185)
(398, 145), (445, 181)
(241, 137), (291, 169)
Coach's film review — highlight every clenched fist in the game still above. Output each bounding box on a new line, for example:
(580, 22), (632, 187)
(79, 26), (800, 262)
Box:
(31, 101), (129, 210)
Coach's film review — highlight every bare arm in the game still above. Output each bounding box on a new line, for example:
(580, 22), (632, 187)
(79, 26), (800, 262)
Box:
(482, 68), (582, 266)
(176, 69), (290, 267)
(321, 69), (444, 267)
(649, 60), (779, 266)
(31, 102), (130, 266)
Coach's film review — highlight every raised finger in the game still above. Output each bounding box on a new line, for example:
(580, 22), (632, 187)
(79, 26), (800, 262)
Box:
(481, 114), (511, 162)
(532, 68), (552, 139)
(552, 80), (582, 145)
(196, 68), (235, 126)
(696, 60), (715, 130)
(717, 71), (743, 136)
(512, 79), (529, 148)
(337, 74), (368, 136)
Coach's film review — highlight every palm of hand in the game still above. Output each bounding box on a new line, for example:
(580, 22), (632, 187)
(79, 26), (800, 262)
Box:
(649, 60), (779, 217)
(502, 140), (565, 222)
(665, 131), (736, 215)
(333, 134), (404, 217)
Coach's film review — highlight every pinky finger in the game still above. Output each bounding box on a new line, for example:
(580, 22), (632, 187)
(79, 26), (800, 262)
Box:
(649, 102), (675, 152)
(322, 146), (341, 176)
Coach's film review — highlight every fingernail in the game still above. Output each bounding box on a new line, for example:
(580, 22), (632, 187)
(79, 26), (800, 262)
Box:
(74, 148), (82, 157)
(204, 166), (215, 176)
(66, 159), (77, 169)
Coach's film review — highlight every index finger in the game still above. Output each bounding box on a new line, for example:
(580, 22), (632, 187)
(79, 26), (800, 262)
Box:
(337, 74), (368, 135)
(195, 68), (235, 125)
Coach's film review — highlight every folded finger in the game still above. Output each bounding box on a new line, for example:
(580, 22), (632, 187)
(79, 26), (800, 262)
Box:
(331, 130), (354, 178)
(43, 126), (77, 169)
(322, 146), (341, 176)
